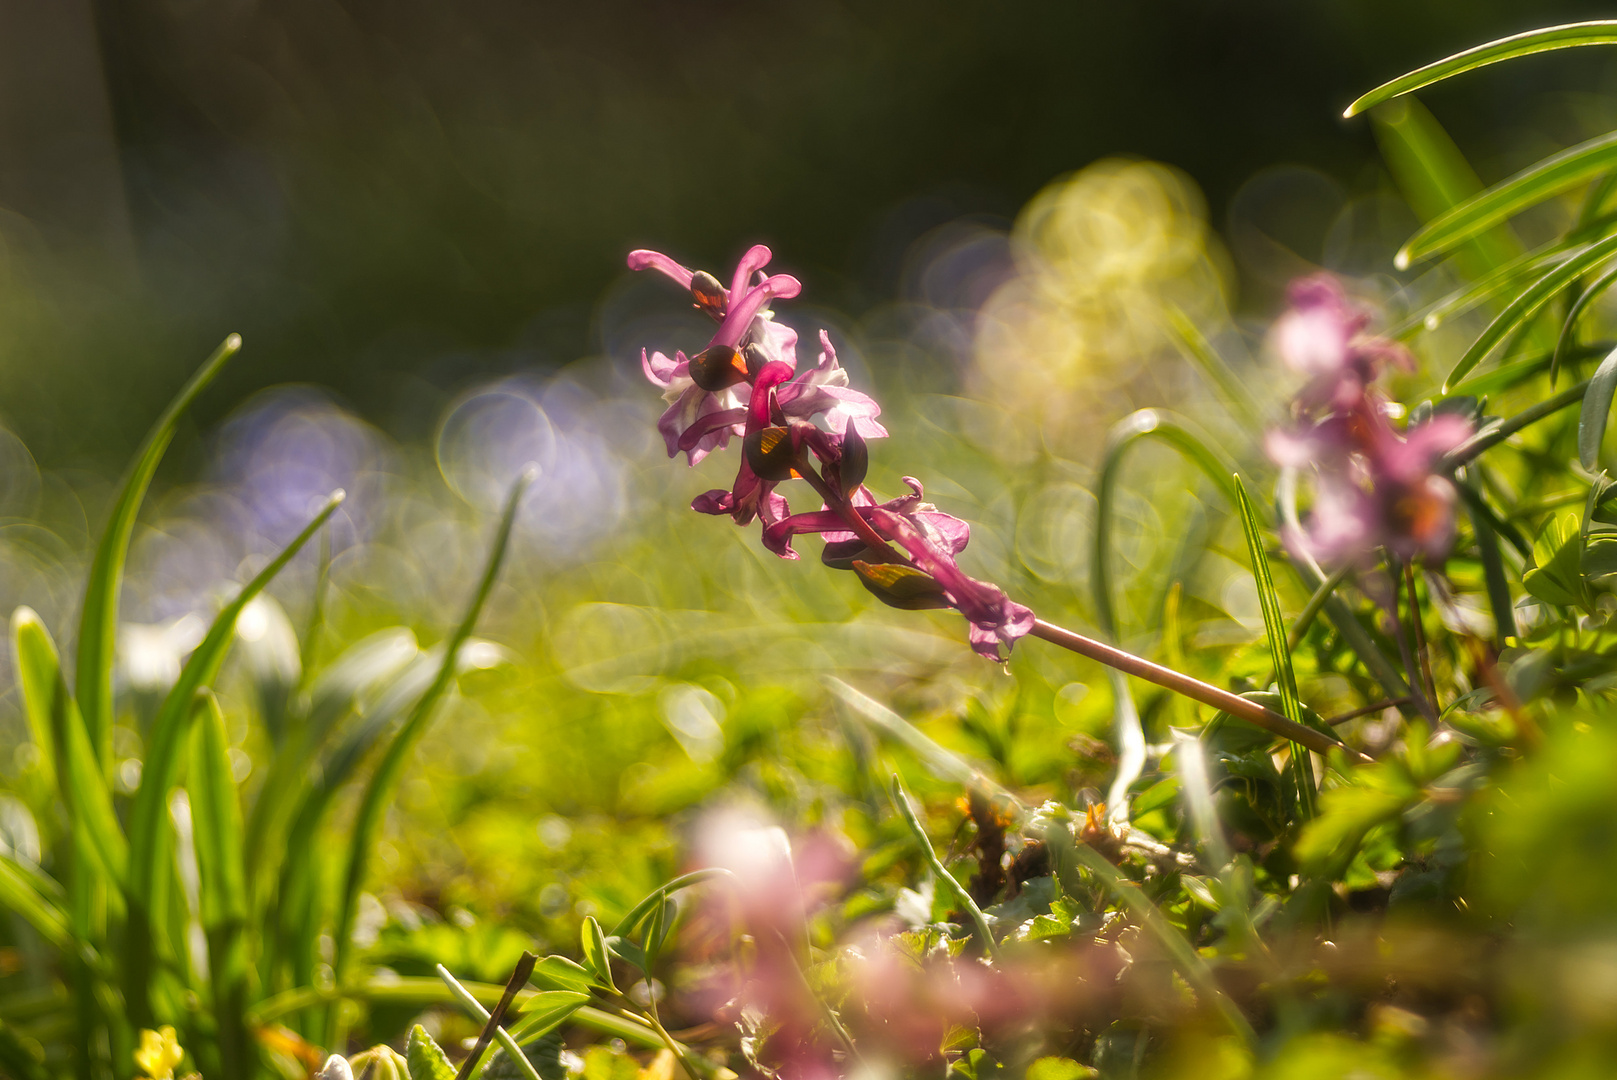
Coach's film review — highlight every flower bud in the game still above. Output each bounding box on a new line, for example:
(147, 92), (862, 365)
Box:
(851, 560), (951, 610)
(744, 425), (799, 481)
(690, 271), (726, 319)
(689, 345), (749, 392)
(837, 424), (868, 497)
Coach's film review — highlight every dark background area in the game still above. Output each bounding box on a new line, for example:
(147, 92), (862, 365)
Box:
(0, 0), (1611, 464)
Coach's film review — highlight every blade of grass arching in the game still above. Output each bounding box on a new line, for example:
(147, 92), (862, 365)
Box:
(889, 775), (998, 958)
(1093, 409), (1239, 640)
(123, 491), (342, 1027)
(186, 691), (250, 1080)
(609, 869), (735, 938)
(1373, 97), (1526, 284)
(1234, 475), (1316, 819)
(13, 609), (127, 888)
(1162, 306), (1263, 430)
(76, 334), (241, 765)
(0, 855), (73, 954)
(1553, 263), (1617, 386)
(330, 472), (531, 1009)
(1579, 346), (1617, 469)
(1396, 240), (1579, 340)
(1446, 232), (1617, 390)
(298, 531), (332, 686)
(1345, 22), (1617, 117)
(1400, 132), (1617, 270)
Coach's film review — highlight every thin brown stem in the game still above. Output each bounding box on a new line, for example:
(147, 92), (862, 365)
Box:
(794, 459), (903, 564)
(1028, 619), (1372, 763)
(1326, 697), (1412, 725)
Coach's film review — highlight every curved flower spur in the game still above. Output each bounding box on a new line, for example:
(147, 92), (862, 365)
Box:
(628, 245), (1368, 761)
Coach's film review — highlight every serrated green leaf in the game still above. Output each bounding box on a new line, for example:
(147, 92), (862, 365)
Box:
(76, 335), (240, 764)
(406, 1024), (457, 1080)
(1346, 22), (1617, 117)
(1579, 346), (1617, 469)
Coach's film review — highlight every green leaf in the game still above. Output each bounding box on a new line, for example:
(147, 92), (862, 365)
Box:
(76, 334), (241, 764)
(1524, 513), (1588, 608)
(609, 868), (734, 938)
(13, 609), (127, 886)
(504, 991), (592, 1044)
(332, 473), (531, 991)
(124, 490), (342, 1024)
(1579, 346), (1617, 469)
(406, 1024), (457, 1080)
(1294, 765), (1419, 877)
(0, 853), (72, 953)
(1445, 232), (1617, 390)
(1025, 1058), (1098, 1080)
(1234, 475), (1315, 818)
(580, 917), (617, 993)
(1553, 263), (1617, 387)
(187, 690), (251, 1077)
(435, 964), (549, 1080)
(1345, 22), (1617, 117)
(529, 956), (594, 995)
(1401, 131), (1617, 270)
(1372, 97), (1526, 282)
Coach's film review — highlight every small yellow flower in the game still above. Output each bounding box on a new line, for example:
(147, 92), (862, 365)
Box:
(135, 1026), (184, 1080)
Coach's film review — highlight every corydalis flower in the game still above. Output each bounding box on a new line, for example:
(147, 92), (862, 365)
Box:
(1267, 274), (1471, 565)
(632, 246), (885, 464)
(629, 245), (1033, 661)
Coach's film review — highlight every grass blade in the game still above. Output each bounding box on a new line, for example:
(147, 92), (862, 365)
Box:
(609, 869), (733, 939)
(436, 962), (547, 1080)
(13, 609), (127, 886)
(889, 774), (998, 958)
(1162, 306), (1263, 430)
(1399, 132), (1617, 270)
(1554, 264), (1617, 387)
(1345, 22), (1617, 118)
(1093, 409), (1238, 640)
(186, 690), (250, 1079)
(1372, 97), (1527, 282)
(331, 472), (531, 993)
(1234, 475), (1316, 818)
(0, 854), (73, 954)
(75, 334), (241, 764)
(1445, 232), (1617, 390)
(1579, 346), (1617, 469)
(124, 490), (342, 1025)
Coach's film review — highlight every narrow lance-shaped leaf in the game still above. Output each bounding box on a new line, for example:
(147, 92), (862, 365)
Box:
(1346, 22), (1617, 117)
(13, 608), (127, 886)
(186, 690), (251, 1079)
(1235, 475), (1316, 818)
(0, 853), (73, 953)
(1579, 345), (1617, 470)
(331, 472), (532, 990)
(1554, 262), (1617, 386)
(581, 916), (618, 994)
(123, 490), (343, 1025)
(1445, 231), (1617, 390)
(76, 334), (241, 763)
(1399, 131), (1617, 269)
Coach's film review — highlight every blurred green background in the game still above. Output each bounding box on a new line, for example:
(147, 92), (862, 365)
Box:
(0, 0), (1609, 461)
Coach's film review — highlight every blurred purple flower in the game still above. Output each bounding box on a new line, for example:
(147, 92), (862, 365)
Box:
(1267, 277), (1472, 566)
